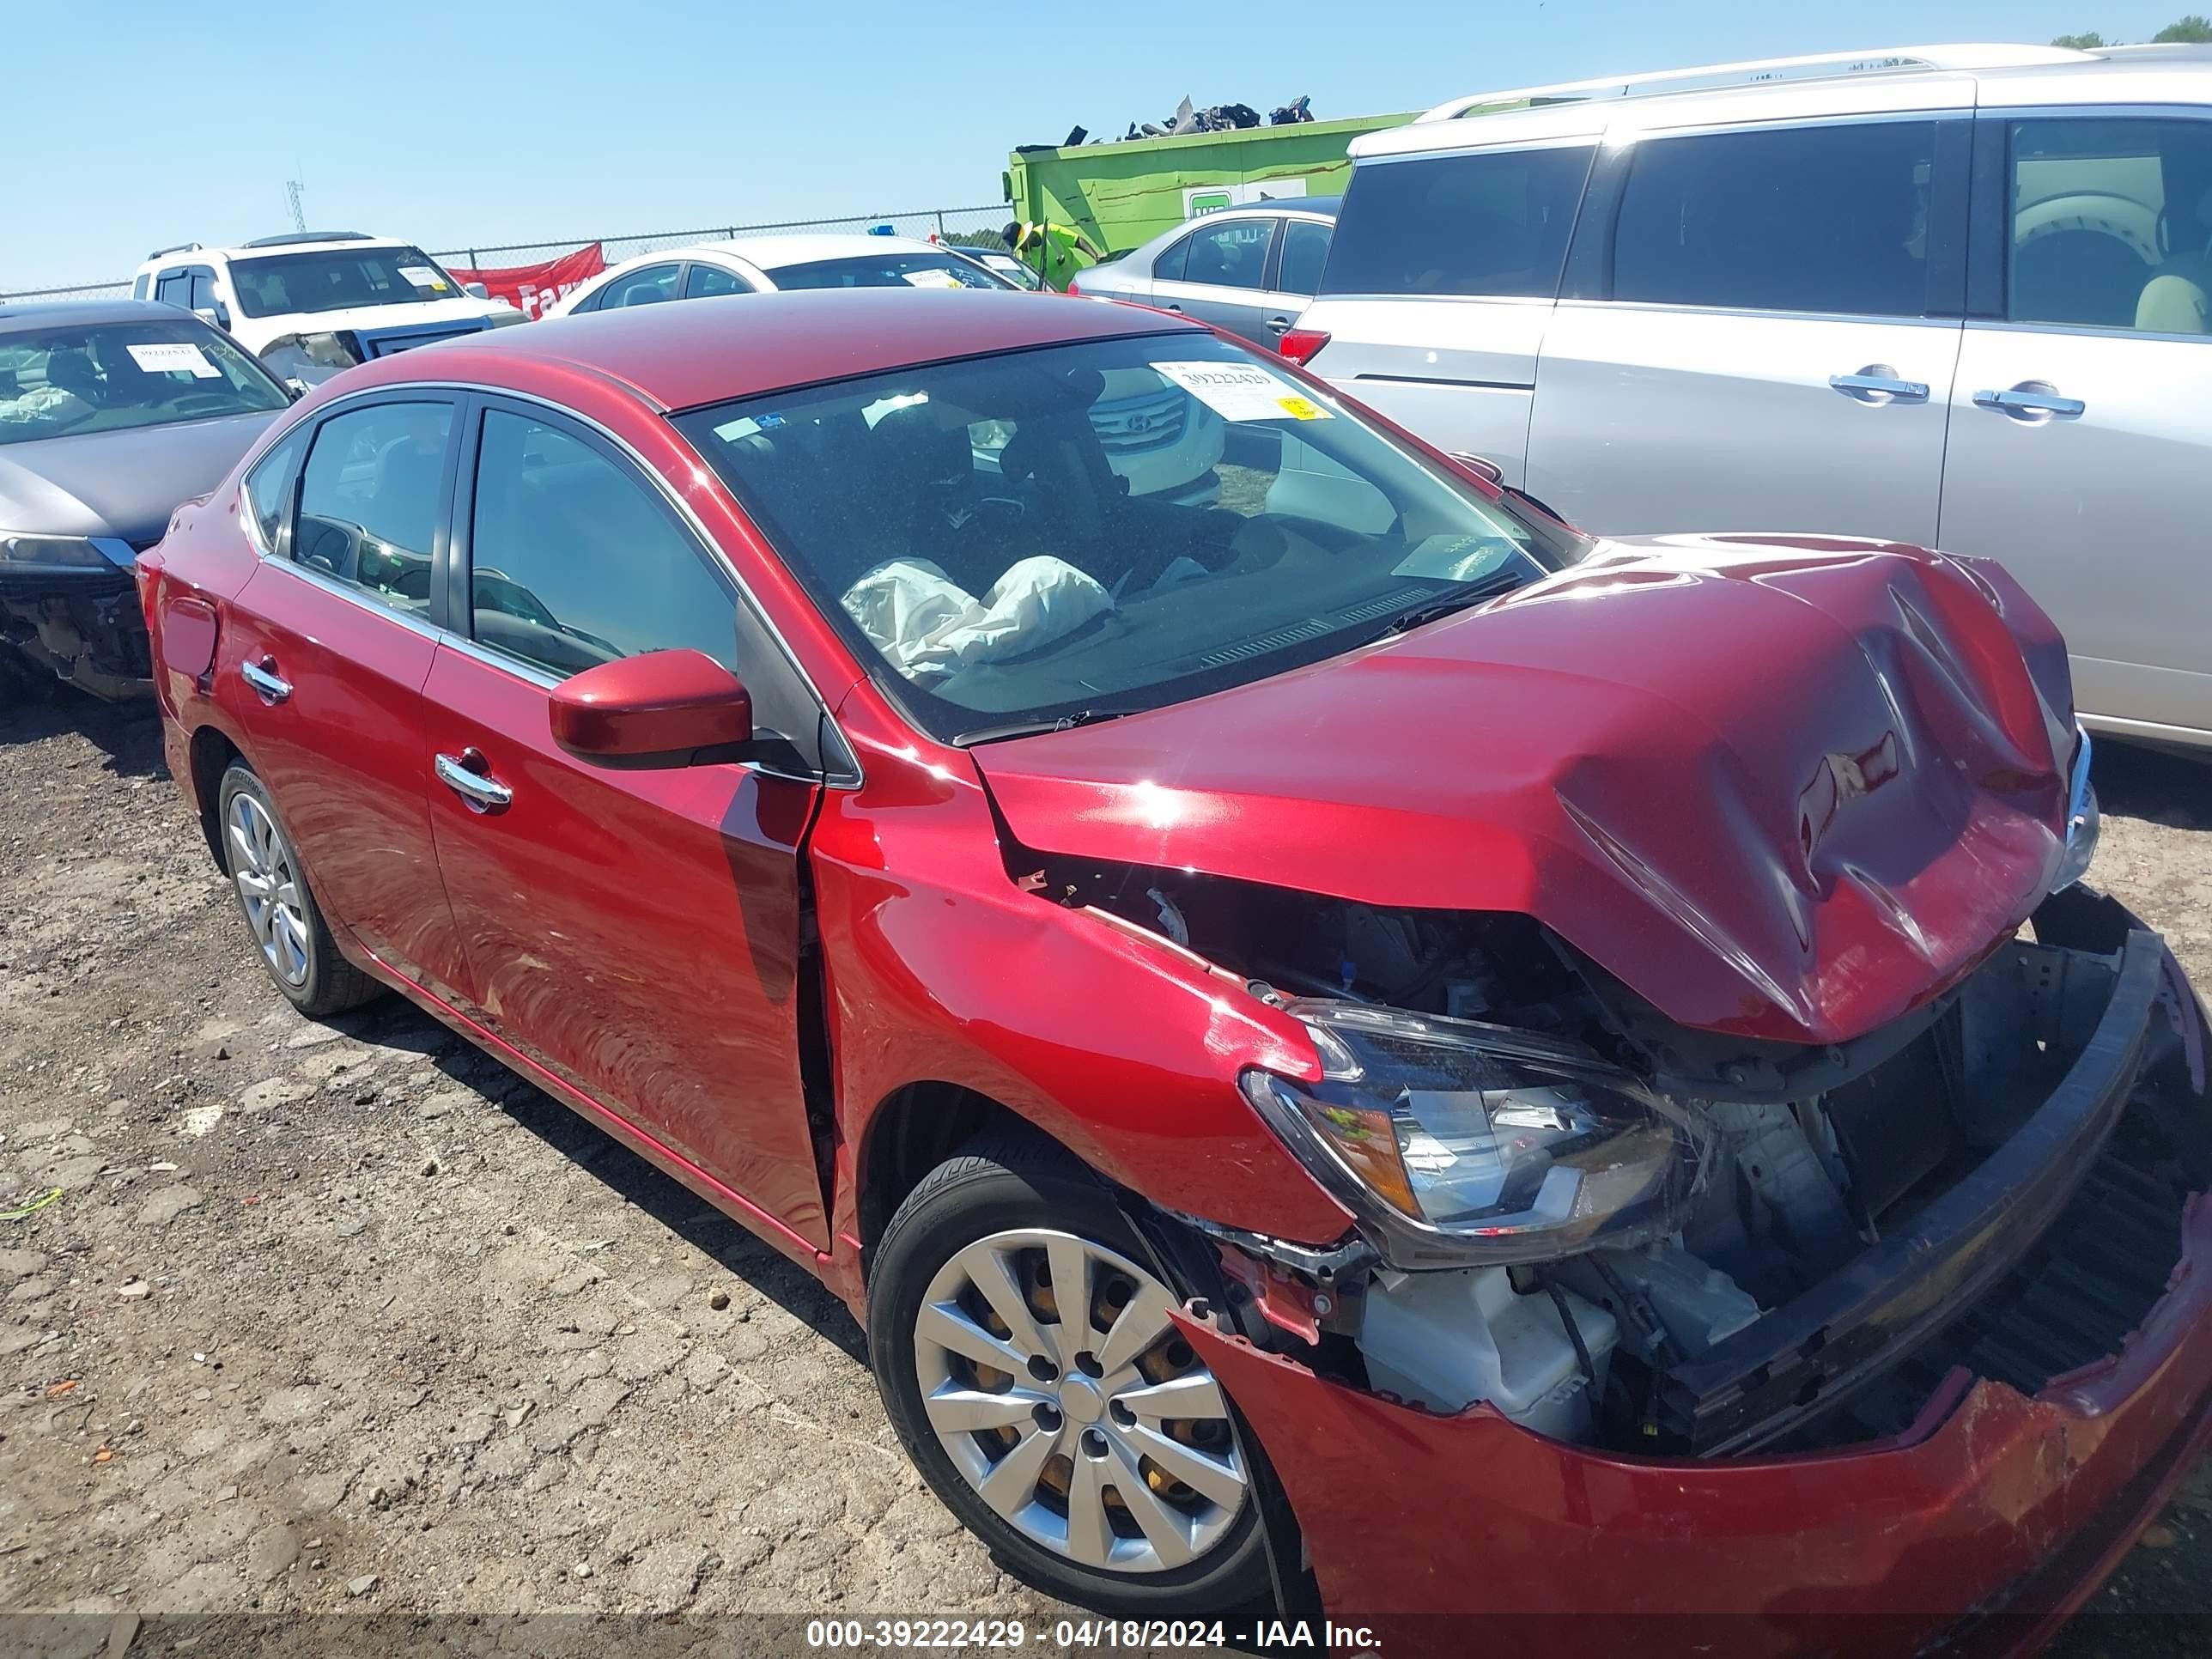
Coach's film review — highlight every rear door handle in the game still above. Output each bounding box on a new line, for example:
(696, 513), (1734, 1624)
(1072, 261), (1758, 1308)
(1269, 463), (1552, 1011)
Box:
(434, 749), (513, 813)
(1972, 383), (2085, 419)
(1160, 302), (1182, 312)
(240, 657), (292, 704)
(1828, 367), (1929, 403)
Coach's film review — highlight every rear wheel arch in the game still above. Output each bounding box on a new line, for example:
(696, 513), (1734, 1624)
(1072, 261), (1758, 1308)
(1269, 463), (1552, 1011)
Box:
(188, 724), (245, 871)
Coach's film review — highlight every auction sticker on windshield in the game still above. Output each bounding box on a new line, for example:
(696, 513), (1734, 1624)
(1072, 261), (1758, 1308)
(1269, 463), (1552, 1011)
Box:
(125, 343), (222, 379)
(1155, 361), (1333, 422)
(398, 265), (450, 291)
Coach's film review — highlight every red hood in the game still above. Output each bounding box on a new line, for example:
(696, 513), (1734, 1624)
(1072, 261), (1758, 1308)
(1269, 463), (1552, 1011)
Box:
(970, 536), (2079, 1046)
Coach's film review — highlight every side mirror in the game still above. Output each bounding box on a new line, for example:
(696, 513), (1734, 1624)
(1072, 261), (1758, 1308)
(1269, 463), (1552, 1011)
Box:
(193, 301), (231, 331)
(463, 282), (489, 300)
(548, 648), (754, 769)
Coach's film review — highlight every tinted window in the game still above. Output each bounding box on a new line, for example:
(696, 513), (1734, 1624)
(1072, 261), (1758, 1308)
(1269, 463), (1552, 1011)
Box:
(1152, 236), (1191, 283)
(1324, 146), (1593, 297)
(243, 428), (309, 551)
(154, 270), (191, 307)
(2008, 117), (2212, 333)
(1278, 219), (1332, 296)
(228, 246), (457, 319)
(600, 264), (682, 308)
(1612, 122), (1937, 316)
(294, 402), (453, 613)
(684, 263), (752, 299)
(188, 270), (220, 313)
(131, 275), (150, 301)
(468, 409), (734, 679)
(1179, 219), (1274, 290)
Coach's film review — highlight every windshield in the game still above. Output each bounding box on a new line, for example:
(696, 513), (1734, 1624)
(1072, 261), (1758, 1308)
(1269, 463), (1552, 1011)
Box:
(767, 252), (1015, 292)
(676, 332), (1577, 744)
(228, 246), (462, 318)
(0, 319), (289, 446)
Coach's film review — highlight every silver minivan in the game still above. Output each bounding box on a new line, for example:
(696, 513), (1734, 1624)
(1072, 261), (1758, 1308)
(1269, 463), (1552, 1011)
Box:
(1295, 43), (2212, 751)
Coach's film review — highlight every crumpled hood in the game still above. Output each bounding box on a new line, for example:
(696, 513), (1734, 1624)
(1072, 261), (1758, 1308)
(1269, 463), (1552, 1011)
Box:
(971, 536), (2079, 1046)
(0, 411), (275, 544)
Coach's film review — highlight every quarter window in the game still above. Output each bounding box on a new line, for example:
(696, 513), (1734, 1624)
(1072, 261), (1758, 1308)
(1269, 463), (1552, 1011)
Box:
(1178, 220), (1274, 290)
(2007, 118), (2212, 334)
(1611, 121), (1938, 317)
(466, 409), (736, 679)
(599, 264), (683, 307)
(293, 402), (453, 614)
(1323, 145), (1594, 298)
(241, 428), (309, 552)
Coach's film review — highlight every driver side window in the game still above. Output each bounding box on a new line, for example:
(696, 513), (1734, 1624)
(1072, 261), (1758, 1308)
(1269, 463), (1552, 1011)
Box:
(293, 401), (453, 614)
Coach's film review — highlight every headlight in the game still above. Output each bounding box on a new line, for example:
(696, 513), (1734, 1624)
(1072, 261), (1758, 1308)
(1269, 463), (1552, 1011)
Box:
(0, 533), (112, 568)
(1241, 1001), (1709, 1267)
(2053, 726), (2100, 891)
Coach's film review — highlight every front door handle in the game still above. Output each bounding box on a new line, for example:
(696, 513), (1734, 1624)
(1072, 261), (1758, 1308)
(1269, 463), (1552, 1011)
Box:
(1264, 315), (1292, 334)
(1828, 366), (1929, 404)
(1972, 382), (2086, 420)
(240, 657), (292, 704)
(434, 749), (513, 813)
(1160, 302), (1182, 312)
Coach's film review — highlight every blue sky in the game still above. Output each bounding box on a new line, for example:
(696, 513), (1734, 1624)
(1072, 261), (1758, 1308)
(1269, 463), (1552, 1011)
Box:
(4, 2), (2185, 289)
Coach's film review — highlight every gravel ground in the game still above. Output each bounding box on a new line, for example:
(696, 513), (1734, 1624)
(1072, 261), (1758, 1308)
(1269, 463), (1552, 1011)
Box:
(1, 695), (2209, 1653)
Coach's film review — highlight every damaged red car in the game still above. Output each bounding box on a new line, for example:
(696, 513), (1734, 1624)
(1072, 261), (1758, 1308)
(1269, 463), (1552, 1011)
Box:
(137, 289), (2212, 1653)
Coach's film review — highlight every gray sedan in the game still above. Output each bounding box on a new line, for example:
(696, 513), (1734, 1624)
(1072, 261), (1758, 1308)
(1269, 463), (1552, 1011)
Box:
(0, 300), (289, 699)
(1073, 199), (1339, 351)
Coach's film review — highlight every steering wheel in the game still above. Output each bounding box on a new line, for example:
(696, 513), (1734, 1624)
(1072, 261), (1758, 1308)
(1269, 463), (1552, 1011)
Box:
(295, 516), (365, 583)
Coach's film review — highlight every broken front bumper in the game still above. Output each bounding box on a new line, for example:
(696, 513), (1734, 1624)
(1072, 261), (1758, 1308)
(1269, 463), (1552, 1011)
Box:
(0, 555), (153, 700)
(1181, 902), (2212, 1656)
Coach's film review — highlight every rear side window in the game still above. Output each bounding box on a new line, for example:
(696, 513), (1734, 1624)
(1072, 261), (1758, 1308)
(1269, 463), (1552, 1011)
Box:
(1611, 121), (1938, 317)
(1278, 219), (1332, 296)
(242, 428), (309, 552)
(2007, 117), (2212, 333)
(294, 401), (453, 614)
(1322, 145), (1594, 297)
(1178, 219), (1274, 290)
(154, 270), (191, 307)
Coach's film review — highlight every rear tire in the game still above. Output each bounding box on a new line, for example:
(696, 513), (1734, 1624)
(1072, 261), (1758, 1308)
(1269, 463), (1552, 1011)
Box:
(868, 1131), (1272, 1615)
(216, 761), (381, 1018)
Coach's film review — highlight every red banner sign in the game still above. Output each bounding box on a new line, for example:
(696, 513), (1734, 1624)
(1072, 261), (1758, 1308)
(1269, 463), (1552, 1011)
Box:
(445, 243), (606, 320)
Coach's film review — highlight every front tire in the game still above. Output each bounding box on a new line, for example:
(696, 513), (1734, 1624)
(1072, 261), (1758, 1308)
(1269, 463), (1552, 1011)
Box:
(869, 1133), (1271, 1614)
(216, 761), (380, 1018)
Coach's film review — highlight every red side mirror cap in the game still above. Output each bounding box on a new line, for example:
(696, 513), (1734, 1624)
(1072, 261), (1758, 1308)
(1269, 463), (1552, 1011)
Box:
(547, 648), (753, 770)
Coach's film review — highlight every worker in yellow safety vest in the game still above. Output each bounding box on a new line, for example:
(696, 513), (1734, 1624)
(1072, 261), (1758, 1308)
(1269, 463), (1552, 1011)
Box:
(1002, 220), (1103, 291)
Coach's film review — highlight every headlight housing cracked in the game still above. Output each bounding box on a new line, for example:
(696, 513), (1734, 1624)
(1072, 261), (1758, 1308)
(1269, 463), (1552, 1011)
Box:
(1241, 1000), (1711, 1267)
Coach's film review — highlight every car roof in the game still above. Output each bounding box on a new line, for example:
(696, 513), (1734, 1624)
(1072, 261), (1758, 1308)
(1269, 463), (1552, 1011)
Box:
(703, 233), (960, 269)
(1354, 45), (2212, 159)
(135, 235), (412, 271)
(338, 288), (1197, 412)
(0, 297), (209, 333)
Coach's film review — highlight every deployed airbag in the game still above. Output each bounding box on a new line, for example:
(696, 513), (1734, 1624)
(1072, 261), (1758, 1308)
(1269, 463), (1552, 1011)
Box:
(841, 556), (1110, 680)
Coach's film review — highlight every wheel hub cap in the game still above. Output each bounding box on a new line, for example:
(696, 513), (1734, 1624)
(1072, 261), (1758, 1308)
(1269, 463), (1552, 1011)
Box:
(912, 1227), (1248, 1575)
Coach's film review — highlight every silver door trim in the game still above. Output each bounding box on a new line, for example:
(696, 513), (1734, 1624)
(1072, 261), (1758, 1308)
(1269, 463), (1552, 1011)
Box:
(1551, 296), (1965, 329)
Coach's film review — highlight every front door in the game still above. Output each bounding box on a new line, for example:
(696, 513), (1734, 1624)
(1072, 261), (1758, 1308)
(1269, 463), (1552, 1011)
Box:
(1526, 117), (1963, 543)
(222, 395), (470, 999)
(1937, 112), (2212, 744)
(421, 399), (830, 1247)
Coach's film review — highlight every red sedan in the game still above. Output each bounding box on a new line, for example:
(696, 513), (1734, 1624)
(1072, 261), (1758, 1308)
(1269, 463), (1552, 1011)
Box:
(138, 289), (2212, 1652)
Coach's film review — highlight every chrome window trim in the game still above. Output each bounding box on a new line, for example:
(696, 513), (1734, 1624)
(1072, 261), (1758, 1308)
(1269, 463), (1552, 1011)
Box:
(1964, 316), (2212, 345)
(246, 379), (861, 791)
(1552, 295), (1966, 329)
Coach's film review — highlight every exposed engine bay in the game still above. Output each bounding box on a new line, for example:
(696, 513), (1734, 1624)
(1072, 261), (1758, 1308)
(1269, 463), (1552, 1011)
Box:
(1024, 850), (2212, 1458)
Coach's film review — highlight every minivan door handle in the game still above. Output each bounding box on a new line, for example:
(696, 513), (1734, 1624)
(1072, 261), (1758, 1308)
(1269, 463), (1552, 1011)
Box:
(1972, 382), (2086, 420)
(240, 657), (292, 704)
(1264, 315), (1292, 334)
(434, 749), (514, 813)
(1829, 366), (1929, 404)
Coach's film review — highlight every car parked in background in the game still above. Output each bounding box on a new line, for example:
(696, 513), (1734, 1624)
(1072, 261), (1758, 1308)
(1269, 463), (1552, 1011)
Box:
(551, 234), (1225, 505)
(0, 300), (289, 698)
(138, 289), (2212, 1650)
(1073, 198), (1339, 350)
(1294, 43), (2212, 752)
(133, 231), (523, 391)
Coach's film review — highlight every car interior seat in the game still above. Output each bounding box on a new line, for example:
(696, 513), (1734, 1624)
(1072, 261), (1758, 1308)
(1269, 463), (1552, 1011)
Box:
(42, 348), (106, 407)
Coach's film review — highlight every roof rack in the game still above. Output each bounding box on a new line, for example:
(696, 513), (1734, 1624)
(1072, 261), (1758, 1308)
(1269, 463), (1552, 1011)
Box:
(1418, 43), (2092, 122)
(240, 229), (377, 248)
(143, 240), (203, 262)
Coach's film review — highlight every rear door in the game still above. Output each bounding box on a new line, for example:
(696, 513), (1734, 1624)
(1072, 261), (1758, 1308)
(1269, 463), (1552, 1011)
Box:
(1525, 117), (1966, 542)
(1304, 142), (1595, 477)
(1938, 111), (2212, 744)
(420, 397), (834, 1248)
(1151, 216), (1281, 344)
(222, 393), (471, 1000)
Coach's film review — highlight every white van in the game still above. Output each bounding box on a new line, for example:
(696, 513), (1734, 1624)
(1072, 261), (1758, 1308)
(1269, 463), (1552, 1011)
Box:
(1294, 44), (2212, 751)
(133, 232), (521, 389)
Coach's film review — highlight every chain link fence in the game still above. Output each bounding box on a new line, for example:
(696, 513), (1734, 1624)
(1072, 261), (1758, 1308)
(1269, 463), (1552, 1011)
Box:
(0, 204), (1013, 303)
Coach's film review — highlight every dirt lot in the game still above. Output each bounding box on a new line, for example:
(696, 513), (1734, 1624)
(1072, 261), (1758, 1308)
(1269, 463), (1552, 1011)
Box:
(2, 695), (2210, 1653)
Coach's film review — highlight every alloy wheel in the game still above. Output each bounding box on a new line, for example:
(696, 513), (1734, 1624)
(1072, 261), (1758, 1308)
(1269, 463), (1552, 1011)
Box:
(228, 793), (310, 988)
(911, 1228), (1247, 1574)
